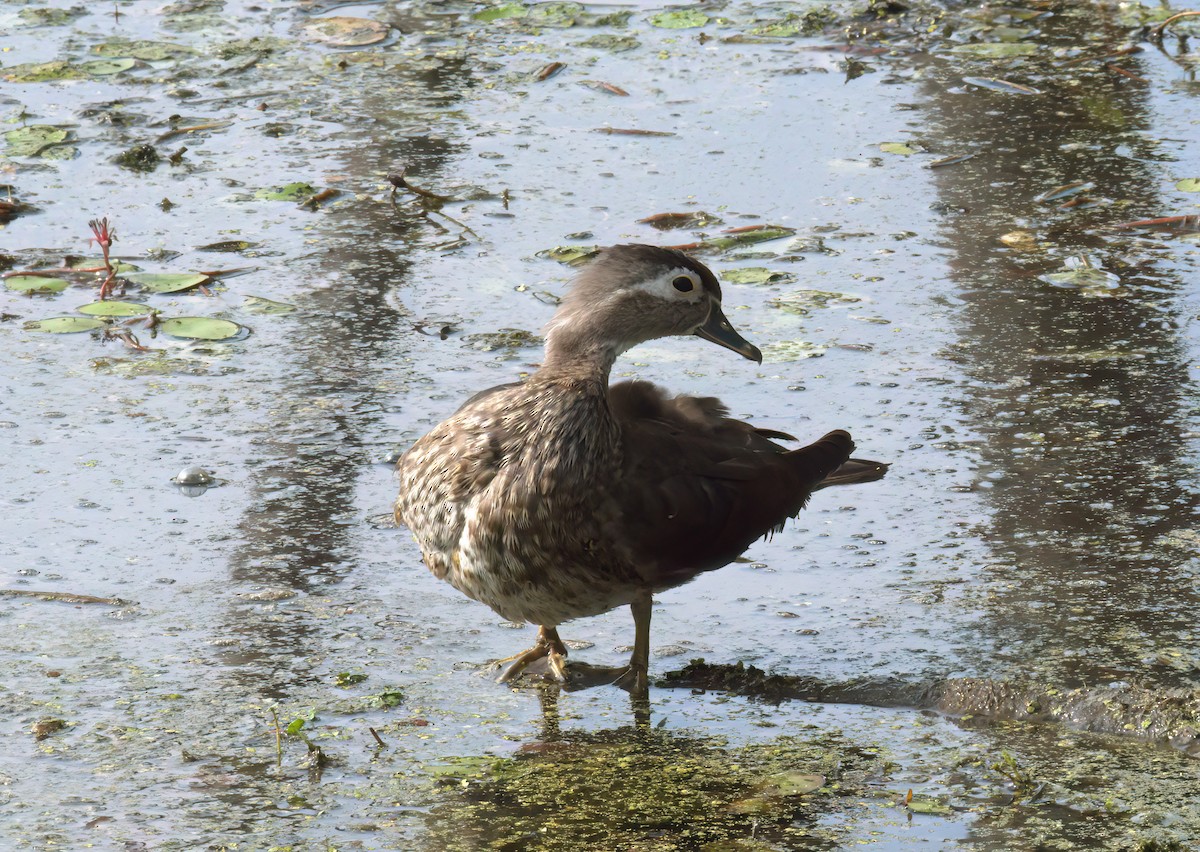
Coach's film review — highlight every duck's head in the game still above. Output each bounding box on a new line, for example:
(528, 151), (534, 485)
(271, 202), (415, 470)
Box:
(544, 244), (762, 367)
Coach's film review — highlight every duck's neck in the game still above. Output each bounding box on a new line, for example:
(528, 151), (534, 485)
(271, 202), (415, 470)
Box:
(539, 331), (620, 382)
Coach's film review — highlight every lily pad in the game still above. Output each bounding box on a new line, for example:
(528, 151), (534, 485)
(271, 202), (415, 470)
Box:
(576, 34), (640, 52)
(24, 316), (106, 333)
(1177, 178), (1200, 193)
(92, 40), (193, 61)
(906, 794), (954, 815)
(528, 2), (584, 26)
(66, 256), (140, 273)
(77, 301), (153, 317)
(879, 142), (920, 156)
(762, 339), (826, 361)
(723, 267), (796, 286)
(81, 58), (138, 76)
(759, 771), (826, 796)
(947, 42), (1038, 58)
(122, 272), (211, 293)
(6, 275), (70, 294)
(649, 9), (710, 28)
(771, 290), (862, 315)
(473, 3), (528, 21)
(537, 245), (599, 265)
(748, 12), (830, 37)
(242, 295), (297, 315)
(18, 7), (85, 25)
(2, 60), (86, 83)
(256, 182), (318, 201)
(302, 16), (390, 46)
(197, 240), (257, 252)
(4, 125), (70, 157)
(692, 226), (796, 253)
(463, 328), (541, 352)
(1039, 267), (1120, 292)
(158, 317), (242, 340)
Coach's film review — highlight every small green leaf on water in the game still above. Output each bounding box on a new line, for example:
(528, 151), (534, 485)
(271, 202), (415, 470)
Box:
(302, 16), (390, 46)
(649, 9), (709, 28)
(473, 3), (528, 21)
(947, 42), (1038, 58)
(286, 718), (306, 735)
(158, 317), (242, 340)
(376, 687), (405, 708)
(242, 295), (297, 315)
(115, 144), (161, 172)
(4, 125), (70, 157)
(24, 316), (107, 333)
(722, 267), (796, 286)
(6, 275), (70, 293)
(1177, 178), (1200, 193)
(880, 142), (920, 156)
(77, 301), (152, 317)
(335, 672), (369, 687)
(256, 182), (318, 201)
(123, 272), (211, 293)
(81, 58), (138, 76)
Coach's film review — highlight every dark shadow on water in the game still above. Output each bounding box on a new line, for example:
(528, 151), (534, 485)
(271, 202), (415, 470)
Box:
(918, 3), (1200, 690)
(214, 51), (474, 695)
(658, 660), (1200, 756)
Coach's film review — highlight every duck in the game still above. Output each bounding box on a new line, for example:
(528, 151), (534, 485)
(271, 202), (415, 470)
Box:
(395, 244), (887, 695)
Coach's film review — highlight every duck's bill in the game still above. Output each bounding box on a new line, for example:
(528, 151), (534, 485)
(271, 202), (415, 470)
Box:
(695, 306), (762, 363)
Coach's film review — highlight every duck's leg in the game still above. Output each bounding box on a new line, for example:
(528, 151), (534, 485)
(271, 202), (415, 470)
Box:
(612, 593), (652, 695)
(495, 625), (569, 683)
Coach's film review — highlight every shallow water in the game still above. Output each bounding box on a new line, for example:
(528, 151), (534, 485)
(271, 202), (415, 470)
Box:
(2, 0), (1199, 848)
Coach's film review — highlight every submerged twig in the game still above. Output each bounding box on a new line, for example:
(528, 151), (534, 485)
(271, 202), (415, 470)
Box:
(1149, 10), (1200, 43)
(270, 707), (283, 767)
(0, 589), (132, 605)
(154, 120), (233, 144)
(387, 167), (455, 202)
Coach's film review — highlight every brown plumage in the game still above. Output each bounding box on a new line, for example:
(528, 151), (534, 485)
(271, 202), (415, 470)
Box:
(395, 244), (886, 693)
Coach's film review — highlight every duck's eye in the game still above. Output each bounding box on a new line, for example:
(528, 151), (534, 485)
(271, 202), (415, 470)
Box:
(672, 276), (695, 293)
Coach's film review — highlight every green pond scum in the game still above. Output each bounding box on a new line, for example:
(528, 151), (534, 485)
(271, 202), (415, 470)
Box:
(2, 0), (1200, 848)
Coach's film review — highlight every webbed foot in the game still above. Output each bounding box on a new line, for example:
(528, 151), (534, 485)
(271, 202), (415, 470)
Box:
(495, 626), (569, 683)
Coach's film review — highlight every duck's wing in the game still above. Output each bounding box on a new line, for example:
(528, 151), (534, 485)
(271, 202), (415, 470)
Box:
(609, 380), (872, 587)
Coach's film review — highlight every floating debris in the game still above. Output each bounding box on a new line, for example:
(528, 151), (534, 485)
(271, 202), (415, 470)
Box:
(962, 76), (1041, 95)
